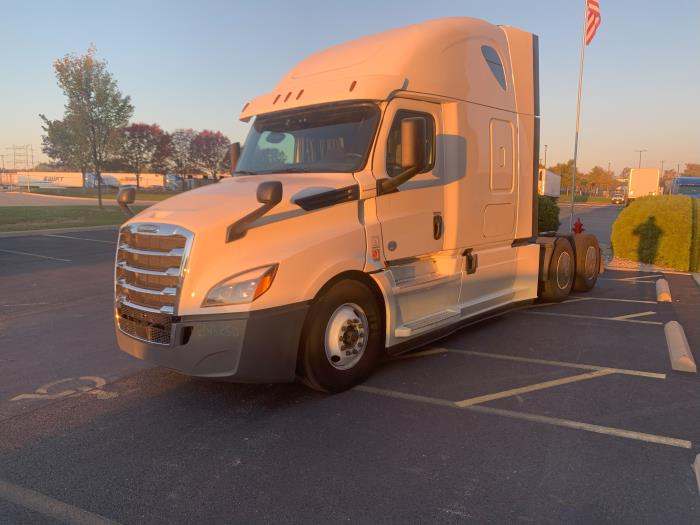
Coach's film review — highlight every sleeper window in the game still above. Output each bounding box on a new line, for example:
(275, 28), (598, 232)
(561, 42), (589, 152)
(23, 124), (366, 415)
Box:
(481, 45), (507, 90)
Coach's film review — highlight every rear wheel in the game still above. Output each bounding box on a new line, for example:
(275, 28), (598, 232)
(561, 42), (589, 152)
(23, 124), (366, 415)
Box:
(573, 233), (600, 292)
(300, 279), (383, 393)
(540, 238), (575, 302)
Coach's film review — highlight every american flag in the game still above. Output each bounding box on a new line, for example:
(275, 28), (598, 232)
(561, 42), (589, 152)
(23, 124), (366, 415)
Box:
(585, 0), (602, 45)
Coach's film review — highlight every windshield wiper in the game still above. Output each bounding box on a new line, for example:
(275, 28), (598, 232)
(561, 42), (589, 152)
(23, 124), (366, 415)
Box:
(234, 170), (258, 175)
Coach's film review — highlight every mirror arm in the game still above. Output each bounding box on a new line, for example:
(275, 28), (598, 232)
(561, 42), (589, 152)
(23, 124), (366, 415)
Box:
(118, 201), (135, 218)
(226, 202), (276, 242)
(377, 166), (419, 195)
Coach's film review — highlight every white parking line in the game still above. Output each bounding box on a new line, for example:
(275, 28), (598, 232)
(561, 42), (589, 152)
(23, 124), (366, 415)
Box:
(569, 296), (658, 305)
(610, 311), (657, 321)
(0, 478), (120, 524)
(521, 310), (663, 325)
(455, 369), (615, 407)
(43, 233), (116, 244)
(440, 348), (666, 379)
(355, 385), (692, 449)
(0, 248), (71, 262)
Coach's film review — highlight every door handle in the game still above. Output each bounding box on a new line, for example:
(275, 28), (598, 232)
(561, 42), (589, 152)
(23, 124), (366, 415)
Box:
(463, 248), (478, 274)
(433, 213), (443, 240)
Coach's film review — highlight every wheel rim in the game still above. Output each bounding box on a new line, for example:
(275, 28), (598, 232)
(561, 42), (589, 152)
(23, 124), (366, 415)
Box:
(584, 245), (597, 280)
(556, 251), (572, 290)
(324, 303), (369, 370)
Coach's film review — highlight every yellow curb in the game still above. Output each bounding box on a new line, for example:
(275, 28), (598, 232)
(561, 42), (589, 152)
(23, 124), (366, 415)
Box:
(664, 321), (697, 373)
(656, 278), (672, 302)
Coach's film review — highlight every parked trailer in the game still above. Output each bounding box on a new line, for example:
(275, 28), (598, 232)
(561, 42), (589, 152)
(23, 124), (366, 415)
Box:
(538, 169), (561, 199)
(670, 177), (700, 199)
(114, 17), (601, 392)
(628, 168), (660, 203)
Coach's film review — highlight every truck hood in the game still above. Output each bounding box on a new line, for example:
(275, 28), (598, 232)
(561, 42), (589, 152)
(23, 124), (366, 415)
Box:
(129, 172), (359, 235)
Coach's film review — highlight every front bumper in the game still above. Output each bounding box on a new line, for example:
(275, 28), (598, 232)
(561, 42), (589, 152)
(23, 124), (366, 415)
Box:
(116, 302), (309, 383)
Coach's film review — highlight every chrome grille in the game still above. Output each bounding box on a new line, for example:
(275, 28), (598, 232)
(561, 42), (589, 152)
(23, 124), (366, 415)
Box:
(115, 223), (193, 345)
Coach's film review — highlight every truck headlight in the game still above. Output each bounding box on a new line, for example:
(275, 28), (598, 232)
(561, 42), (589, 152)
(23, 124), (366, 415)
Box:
(203, 264), (278, 307)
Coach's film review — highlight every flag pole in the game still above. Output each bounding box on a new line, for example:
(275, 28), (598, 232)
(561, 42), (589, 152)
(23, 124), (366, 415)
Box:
(570, 0), (589, 231)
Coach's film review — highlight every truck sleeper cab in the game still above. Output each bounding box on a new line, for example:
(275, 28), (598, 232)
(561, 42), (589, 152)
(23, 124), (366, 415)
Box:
(114, 17), (600, 392)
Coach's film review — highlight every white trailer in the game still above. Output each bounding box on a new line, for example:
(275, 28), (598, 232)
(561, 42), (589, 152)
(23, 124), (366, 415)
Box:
(114, 18), (602, 392)
(628, 168), (660, 202)
(538, 169), (561, 199)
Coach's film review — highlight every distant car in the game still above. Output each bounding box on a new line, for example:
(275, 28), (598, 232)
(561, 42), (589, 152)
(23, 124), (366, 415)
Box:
(611, 192), (625, 204)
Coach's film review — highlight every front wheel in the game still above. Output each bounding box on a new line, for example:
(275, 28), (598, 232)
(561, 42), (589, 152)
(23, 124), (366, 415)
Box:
(299, 279), (383, 393)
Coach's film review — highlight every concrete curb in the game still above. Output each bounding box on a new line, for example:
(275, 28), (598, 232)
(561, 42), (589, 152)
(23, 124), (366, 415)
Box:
(656, 279), (672, 302)
(693, 455), (700, 496)
(0, 225), (119, 238)
(664, 321), (697, 373)
(693, 273), (700, 290)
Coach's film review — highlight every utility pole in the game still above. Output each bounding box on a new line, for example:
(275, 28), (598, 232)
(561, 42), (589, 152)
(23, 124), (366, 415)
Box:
(635, 149), (647, 168)
(678, 162), (682, 177)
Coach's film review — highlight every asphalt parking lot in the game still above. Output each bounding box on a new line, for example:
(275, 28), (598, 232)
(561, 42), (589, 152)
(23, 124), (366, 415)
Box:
(1, 206), (699, 524)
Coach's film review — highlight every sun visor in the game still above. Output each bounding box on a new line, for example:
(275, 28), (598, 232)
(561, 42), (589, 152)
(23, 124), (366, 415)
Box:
(239, 75), (406, 122)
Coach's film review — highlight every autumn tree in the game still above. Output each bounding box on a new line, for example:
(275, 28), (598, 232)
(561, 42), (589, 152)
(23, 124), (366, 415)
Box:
(550, 159), (583, 194)
(51, 47), (133, 207)
(119, 123), (163, 188)
(39, 113), (91, 187)
(151, 131), (173, 188)
(684, 163), (700, 177)
(586, 165), (615, 194)
(170, 129), (197, 178)
(191, 130), (231, 178)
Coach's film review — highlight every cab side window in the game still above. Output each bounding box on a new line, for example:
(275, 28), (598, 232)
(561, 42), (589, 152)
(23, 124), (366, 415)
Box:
(385, 110), (435, 177)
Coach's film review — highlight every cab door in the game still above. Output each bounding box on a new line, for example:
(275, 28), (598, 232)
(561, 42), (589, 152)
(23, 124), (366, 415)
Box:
(373, 99), (443, 262)
(373, 99), (461, 339)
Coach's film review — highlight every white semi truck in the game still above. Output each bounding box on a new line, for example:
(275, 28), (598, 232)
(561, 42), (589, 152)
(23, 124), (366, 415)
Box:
(627, 168), (661, 203)
(114, 18), (601, 392)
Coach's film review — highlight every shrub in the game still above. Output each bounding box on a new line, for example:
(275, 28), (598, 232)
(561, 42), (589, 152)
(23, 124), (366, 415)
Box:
(537, 195), (560, 233)
(611, 195), (697, 271)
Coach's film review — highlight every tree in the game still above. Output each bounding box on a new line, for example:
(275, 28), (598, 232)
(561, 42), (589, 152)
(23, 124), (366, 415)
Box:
(586, 165), (615, 194)
(119, 123), (162, 188)
(191, 130), (231, 178)
(51, 47), (133, 208)
(39, 114), (91, 187)
(151, 131), (173, 188)
(550, 159), (583, 195)
(170, 129), (197, 178)
(684, 163), (700, 177)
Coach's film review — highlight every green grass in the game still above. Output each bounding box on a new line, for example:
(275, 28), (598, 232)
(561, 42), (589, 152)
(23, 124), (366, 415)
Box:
(30, 188), (174, 202)
(611, 195), (696, 271)
(558, 195), (611, 203)
(0, 206), (147, 232)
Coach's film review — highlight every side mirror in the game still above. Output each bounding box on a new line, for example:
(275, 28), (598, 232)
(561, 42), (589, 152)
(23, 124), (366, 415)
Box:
(256, 180), (283, 206)
(117, 186), (136, 218)
(226, 180), (283, 242)
(379, 117), (427, 195)
(400, 117), (427, 170)
(230, 142), (241, 175)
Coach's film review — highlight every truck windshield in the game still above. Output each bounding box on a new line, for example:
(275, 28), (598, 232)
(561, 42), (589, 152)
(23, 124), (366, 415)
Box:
(235, 103), (380, 175)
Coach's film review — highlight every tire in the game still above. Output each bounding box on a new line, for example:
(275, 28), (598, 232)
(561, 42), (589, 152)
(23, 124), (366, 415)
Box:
(299, 279), (383, 393)
(540, 238), (575, 302)
(573, 233), (600, 292)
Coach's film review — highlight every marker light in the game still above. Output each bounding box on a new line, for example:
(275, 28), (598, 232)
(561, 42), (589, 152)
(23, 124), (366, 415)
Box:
(202, 265), (278, 307)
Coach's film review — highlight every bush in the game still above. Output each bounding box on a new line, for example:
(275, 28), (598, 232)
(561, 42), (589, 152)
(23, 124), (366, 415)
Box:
(537, 195), (560, 233)
(611, 195), (699, 271)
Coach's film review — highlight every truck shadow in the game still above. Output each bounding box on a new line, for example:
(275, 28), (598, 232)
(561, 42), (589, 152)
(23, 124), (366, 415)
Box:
(632, 215), (662, 264)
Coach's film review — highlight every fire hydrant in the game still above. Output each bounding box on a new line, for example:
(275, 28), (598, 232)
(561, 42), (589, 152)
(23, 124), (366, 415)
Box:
(572, 218), (585, 234)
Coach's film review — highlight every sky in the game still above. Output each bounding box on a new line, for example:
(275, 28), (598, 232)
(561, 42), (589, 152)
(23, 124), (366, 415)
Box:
(1, 0), (698, 174)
